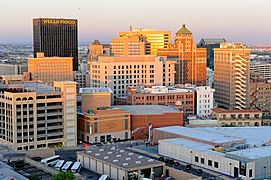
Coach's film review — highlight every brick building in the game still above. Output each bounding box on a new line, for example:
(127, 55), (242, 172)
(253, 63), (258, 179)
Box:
(116, 86), (194, 117)
(115, 105), (183, 140)
(77, 107), (131, 143)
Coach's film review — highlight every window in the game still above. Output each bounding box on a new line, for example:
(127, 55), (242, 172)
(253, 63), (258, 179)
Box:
(249, 169), (252, 177)
(124, 119), (128, 130)
(195, 156), (199, 162)
(208, 160), (212, 166)
(201, 158), (204, 164)
(214, 162), (218, 168)
(94, 122), (98, 133)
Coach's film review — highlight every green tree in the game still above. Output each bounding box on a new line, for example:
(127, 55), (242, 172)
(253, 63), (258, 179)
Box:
(53, 171), (75, 180)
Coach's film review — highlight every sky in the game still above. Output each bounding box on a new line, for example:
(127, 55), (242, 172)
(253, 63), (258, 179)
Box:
(0, 0), (270, 45)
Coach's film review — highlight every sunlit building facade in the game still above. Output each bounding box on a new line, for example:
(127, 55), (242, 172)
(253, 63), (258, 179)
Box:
(119, 28), (171, 55)
(0, 81), (77, 151)
(89, 56), (175, 101)
(214, 43), (250, 109)
(157, 25), (206, 86)
(27, 52), (73, 86)
(110, 36), (146, 56)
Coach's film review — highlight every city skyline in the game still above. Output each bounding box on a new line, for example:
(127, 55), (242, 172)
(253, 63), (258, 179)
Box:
(0, 0), (270, 44)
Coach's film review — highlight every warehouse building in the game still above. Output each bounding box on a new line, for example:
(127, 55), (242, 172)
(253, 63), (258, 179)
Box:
(156, 126), (271, 179)
(77, 146), (164, 180)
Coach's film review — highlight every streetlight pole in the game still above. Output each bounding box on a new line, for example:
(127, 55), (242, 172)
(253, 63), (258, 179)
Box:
(229, 163), (232, 178)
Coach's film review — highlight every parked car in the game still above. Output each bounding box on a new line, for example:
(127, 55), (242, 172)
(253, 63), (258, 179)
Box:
(174, 161), (180, 166)
(196, 169), (203, 175)
(168, 159), (175, 165)
(184, 164), (192, 172)
(158, 156), (165, 162)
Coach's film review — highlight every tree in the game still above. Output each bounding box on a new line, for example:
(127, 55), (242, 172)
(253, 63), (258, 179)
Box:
(53, 171), (75, 180)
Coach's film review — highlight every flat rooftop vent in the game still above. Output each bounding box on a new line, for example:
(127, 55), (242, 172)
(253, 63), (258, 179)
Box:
(123, 163), (128, 166)
(104, 156), (109, 159)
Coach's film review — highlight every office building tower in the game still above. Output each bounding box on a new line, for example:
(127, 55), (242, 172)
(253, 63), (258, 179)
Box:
(89, 56), (175, 101)
(33, 18), (78, 71)
(110, 35), (146, 56)
(214, 43), (250, 109)
(26, 52), (73, 86)
(157, 25), (206, 86)
(119, 28), (171, 55)
(198, 38), (226, 70)
(0, 81), (77, 151)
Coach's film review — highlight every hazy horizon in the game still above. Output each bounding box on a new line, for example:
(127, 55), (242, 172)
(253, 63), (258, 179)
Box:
(0, 0), (271, 45)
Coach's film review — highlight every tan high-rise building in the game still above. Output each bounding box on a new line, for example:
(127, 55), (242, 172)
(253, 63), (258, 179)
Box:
(89, 56), (175, 101)
(157, 25), (206, 86)
(0, 81), (77, 151)
(119, 28), (171, 55)
(110, 36), (146, 56)
(214, 43), (250, 109)
(27, 52), (73, 86)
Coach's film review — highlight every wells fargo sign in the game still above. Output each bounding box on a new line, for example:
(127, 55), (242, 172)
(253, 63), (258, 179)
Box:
(42, 19), (76, 25)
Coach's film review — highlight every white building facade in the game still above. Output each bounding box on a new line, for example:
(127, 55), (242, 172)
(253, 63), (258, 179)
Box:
(195, 86), (215, 117)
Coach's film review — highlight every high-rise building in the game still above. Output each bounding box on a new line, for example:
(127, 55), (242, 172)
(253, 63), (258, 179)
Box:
(89, 56), (175, 101)
(119, 28), (171, 55)
(198, 38), (226, 70)
(26, 52), (73, 86)
(157, 25), (206, 86)
(110, 35), (146, 56)
(33, 18), (78, 71)
(0, 81), (77, 151)
(214, 43), (250, 109)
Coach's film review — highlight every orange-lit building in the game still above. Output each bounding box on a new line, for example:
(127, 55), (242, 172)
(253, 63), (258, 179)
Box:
(119, 28), (171, 55)
(214, 43), (250, 109)
(110, 36), (146, 56)
(26, 52), (73, 86)
(157, 25), (206, 86)
(88, 40), (110, 61)
(78, 107), (131, 143)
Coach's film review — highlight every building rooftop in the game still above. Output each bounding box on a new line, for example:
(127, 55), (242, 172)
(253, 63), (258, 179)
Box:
(79, 87), (113, 94)
(200, 38), (226, 45)
(176, 24), (192, 35)
(0, 161), (28, 180)
(155, 126), (244, 145)
(159, 138), (224, 156)
(226, 145), (271, 160)
(195, 127), (271, 147)
(114, 105), (181, 115)
(78, 145), (164, 170)
(212, 108), (262, 114)
(0, 82), (55, 94)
